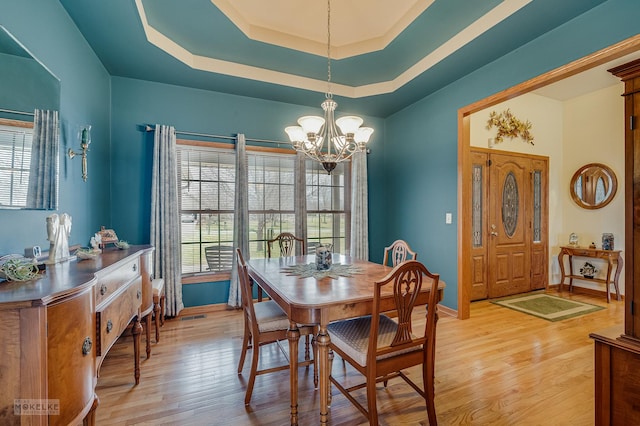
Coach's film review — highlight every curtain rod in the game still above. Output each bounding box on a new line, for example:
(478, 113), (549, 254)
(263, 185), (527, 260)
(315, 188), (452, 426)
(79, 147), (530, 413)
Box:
(144, 125), (288, 146)
(0, 108), (34, 116)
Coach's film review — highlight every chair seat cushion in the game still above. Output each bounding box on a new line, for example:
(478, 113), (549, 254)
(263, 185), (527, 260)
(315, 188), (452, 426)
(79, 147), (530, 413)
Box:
(254, 300), (291, 332)
(328, 315), (421, 366)
(152, 278), (165, 296)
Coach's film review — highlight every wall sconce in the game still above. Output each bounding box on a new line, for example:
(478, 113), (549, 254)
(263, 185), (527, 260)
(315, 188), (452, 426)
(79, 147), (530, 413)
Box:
(68, 125), (91, 181)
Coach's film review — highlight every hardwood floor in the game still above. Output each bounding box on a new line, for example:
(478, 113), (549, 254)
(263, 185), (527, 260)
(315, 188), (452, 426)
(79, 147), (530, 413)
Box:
(95, 290), (623, 425)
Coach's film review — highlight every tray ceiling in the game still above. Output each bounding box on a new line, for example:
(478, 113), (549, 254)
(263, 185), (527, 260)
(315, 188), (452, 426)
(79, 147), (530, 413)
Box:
(59, 0), (609, 116)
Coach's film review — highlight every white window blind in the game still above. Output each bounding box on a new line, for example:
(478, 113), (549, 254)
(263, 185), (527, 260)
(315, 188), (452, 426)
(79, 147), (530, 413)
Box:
(0, 124), (33, 208)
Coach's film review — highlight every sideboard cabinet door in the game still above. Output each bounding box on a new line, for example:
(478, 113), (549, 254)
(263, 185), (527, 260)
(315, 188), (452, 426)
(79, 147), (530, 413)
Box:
(47, 286), (96, 426)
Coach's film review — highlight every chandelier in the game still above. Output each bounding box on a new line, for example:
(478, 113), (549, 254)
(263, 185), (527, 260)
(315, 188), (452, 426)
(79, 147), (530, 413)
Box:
(284, 0), (373, 174)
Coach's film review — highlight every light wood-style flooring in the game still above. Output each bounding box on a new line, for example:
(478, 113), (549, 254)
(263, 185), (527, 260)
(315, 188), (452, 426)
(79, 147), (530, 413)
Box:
(95, 290), (623, 425)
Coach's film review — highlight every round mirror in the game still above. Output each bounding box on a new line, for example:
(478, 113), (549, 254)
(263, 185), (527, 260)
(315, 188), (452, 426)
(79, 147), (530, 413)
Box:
(570, 163), (617, 209)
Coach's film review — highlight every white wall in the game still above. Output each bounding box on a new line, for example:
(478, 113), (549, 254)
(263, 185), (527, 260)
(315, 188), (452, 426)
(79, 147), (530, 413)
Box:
(560, 84), (625, 292)
(469, 83), (625, 295)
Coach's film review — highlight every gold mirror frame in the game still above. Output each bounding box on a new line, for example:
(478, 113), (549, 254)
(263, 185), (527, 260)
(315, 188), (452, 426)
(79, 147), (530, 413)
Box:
(570, 163), (617, 209)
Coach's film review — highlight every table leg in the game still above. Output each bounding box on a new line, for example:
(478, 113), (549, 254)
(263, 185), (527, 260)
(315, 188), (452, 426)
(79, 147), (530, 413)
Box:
(614, 255), (624, 301)
(568, 253), (576, 292)
(558, 249), (566, 292)
(317, 323), (331, 425)
(287, 322), (300, 426)
(605, 258), (613, 303)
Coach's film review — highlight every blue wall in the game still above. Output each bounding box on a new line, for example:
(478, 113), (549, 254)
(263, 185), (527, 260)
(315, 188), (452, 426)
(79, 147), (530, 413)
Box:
(2, 0), (639, 310)
(0, 0), (111, 255)
(0, 52), (59, 113)
(383, 0), (640, 309)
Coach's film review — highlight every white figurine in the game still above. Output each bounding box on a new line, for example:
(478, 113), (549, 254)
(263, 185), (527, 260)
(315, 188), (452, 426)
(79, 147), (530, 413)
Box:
(59, 213), (72, 259)
(46, 212), (73, 263)
(46, 214), (59, 263)
(90, 232), (102, 253)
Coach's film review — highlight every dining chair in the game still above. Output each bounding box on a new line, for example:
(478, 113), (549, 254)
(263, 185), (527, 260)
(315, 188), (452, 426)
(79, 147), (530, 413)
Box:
(327, 260), (441, 426)
(267, 232), (306, 258)
(382, 239), (417, 267)
(235, 249), (318, 405)
(265, 232), (313, 358)
(205, 245), (234, 272)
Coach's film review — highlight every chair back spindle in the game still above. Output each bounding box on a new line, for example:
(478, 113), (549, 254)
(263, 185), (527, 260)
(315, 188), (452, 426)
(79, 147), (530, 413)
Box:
(382, 239), (417, 267)
(267, 232), (305, 258)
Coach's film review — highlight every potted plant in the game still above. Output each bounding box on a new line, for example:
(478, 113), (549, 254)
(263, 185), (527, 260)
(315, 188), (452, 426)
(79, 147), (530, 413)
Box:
(580, 262), (598, 279)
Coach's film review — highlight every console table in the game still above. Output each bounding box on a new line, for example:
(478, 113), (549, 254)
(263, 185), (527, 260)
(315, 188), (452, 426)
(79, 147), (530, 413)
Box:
(557, 246), (623, 303)
(0, 245), (153, 425)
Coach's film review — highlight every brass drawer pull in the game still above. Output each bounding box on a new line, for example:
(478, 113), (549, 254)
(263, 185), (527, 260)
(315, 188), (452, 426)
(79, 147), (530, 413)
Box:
(100, 284), (107, 295)
(137, 290), (142, 300)
(106, 319), (113, 333)
(82, 337), (92, 356)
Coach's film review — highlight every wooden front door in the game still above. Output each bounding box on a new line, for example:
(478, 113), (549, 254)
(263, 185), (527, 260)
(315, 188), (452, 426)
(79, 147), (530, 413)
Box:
(470, 149), (548, 300)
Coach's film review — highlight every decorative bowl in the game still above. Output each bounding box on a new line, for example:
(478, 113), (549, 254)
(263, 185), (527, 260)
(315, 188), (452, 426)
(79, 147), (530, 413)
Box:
(115, 240), (130, 250)
(76, 248), (99, 260)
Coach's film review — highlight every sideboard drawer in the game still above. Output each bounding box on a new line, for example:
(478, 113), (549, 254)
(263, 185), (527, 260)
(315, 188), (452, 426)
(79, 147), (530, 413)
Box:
(96, 276), (142, 357)
(96, 257), (140, 308)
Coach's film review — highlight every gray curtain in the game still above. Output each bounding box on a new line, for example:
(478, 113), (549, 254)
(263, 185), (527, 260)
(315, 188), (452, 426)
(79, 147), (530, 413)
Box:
(27, 109), (59, 209)
(294, 152), (307, 255)
(151, 124), (183, 317)
(350, 150), (369, 260)
(228, 134), (249, 308)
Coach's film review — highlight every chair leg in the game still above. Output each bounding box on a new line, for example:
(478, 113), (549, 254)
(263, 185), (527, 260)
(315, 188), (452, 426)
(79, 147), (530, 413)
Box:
(327, 348), (333, 405)
(366, 371), (379, 426)
(424, 355), (438, 425)
(144, 314), (152, 359)
(304, 335), (311, 363)
(312, 334), (319, 389)
(237, 321), (251, 373)
(153, 299), (161, 342)
(159, 294), (166, 326)
(244, 338), (260, 405)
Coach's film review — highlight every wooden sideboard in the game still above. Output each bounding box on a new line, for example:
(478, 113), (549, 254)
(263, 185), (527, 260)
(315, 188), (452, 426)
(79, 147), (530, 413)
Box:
(0, 245), (153, 425)
(557, 246), (623, 303)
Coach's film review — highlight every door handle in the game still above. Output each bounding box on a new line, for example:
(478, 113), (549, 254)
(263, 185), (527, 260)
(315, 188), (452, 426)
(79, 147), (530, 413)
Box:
(491, 231), (498, 237)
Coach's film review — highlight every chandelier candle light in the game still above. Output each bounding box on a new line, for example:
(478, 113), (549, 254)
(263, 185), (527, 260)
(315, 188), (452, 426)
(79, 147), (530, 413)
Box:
(285, 0), (373, 174)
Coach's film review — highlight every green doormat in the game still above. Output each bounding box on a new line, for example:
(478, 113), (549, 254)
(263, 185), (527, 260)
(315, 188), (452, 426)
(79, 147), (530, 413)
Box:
(491, 293), (605, 321)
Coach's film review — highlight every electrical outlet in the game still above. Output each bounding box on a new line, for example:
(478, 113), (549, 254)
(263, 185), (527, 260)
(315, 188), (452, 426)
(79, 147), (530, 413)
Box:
(445, 212), (452, 224)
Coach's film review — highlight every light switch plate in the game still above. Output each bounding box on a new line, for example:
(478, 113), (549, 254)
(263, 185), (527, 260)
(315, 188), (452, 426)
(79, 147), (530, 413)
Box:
(445, 212), (452, 224)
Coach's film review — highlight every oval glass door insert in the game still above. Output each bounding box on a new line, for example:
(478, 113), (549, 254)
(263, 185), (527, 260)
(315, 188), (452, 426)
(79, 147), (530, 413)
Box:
(502, 171), (519, 238)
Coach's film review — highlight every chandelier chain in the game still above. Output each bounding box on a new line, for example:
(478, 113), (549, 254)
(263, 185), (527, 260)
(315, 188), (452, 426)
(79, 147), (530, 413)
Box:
(284, 0), (373, 174)
(326, 0), (332, 99)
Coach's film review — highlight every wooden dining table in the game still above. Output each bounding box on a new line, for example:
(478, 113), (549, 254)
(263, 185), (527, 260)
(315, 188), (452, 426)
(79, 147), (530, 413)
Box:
(247, 254), (444, 425)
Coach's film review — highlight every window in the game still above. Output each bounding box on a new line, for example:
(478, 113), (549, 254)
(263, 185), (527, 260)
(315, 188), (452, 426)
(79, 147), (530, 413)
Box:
(247, 153), (296, 259)
(177, 142), (350, 277)
(306, 160), (349, 254)
(178, 146), (235, 275)
(0, 123), (33, 208)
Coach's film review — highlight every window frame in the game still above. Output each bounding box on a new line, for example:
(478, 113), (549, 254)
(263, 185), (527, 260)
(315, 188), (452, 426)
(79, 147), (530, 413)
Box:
(0, 118), (34, 209)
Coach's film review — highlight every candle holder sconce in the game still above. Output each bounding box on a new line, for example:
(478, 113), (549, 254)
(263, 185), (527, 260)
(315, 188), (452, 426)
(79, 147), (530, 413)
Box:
(68, 125), (91, 181)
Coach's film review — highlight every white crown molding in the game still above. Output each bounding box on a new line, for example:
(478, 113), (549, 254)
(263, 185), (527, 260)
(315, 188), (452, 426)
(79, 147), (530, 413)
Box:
(135, 0), (531, 99)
